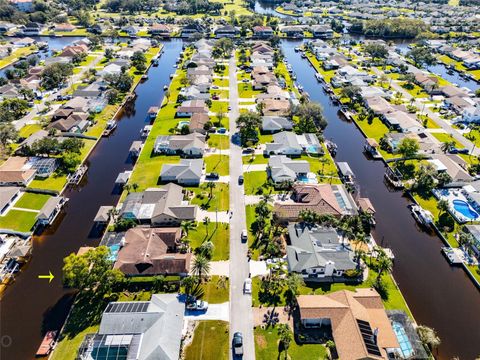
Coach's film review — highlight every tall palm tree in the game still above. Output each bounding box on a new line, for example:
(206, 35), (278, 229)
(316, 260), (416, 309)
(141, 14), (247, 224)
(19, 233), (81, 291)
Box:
(180, 220), (197, 237)
(437, 199), (449, 216)
(206, 181), (216, 199)
(284, 273), (304, 307)
(375, 250), (393, 284)
(277, 324), (292, 359)
(191, 254), (211, 281)
(203, 217), (211, 236)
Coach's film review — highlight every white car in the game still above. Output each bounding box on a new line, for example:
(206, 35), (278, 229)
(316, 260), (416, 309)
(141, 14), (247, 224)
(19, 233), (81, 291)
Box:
(241, 229), (248, 242)
(244, 278), (252, 294)
(186, 300), (209, 311)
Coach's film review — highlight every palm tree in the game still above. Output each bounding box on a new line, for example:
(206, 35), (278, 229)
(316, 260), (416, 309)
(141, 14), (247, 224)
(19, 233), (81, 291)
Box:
(181, 276), (197, 298)
(375, 249), (393, 284)
(198, 240), (214, 259)
(441, 141), (455, 153)
(180, 220), (197, 237)
(417, 325), (441, 352)
(131, 182), (139, 192)
(325, 340), (336, 360)
(277, 324), (292, 359)
(261, 193), (273, 203)
(191, 254), (211, 281)
(437, 199), (449, 216)
(206, 181), (216, 199)
(284, 273), (304, 307)
(203, 217), (211, 236)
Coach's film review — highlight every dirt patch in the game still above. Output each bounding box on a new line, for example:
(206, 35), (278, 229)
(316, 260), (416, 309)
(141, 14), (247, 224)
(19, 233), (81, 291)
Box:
(256, 334), (267, 349)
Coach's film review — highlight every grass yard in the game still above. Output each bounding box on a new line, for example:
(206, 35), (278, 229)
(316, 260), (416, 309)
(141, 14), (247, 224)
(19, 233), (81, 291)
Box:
(0, 210), (38, 233)
(208, 134), (230, 150)
(238, 82), (262, 99)
(242, 154), (269, 165)
(203, 276), (230, 303)
(189, 222), (230, 261)
(28, 174), (68, 192)
(431, 132), (464, 149)
(14, 193), (50, 210)
(255, 327), (327, 360)
(129, 155), (181, 191)
(50, 325), (99, 360)
(213, 78), (229, 87)
(190, 182), (229, 211)
(18, 123), (42, 139)
(353, 115), (390, 142)
(0, 46), (36, 69)
(184, 320), (229, 360)
(205, 155), (229, 176)
(243, 171), (276, 196)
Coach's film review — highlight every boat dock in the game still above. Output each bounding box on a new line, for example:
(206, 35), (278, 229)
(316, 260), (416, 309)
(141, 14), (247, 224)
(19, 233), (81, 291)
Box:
(67, 165), (88, 185)
(442, 247), (464, 265)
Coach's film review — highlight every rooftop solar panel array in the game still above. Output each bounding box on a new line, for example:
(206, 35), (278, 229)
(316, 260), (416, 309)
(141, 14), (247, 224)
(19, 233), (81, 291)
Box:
(104, 302), (149, 314)
(356, 319), (382, 357)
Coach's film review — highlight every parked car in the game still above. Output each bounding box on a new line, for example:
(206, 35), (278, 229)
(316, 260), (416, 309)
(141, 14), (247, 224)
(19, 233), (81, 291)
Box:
(242, 148), (254, 154)
(206, 172), (220, 180)
(449, 147), (469, 154)
(243, 278), (252, 294)
(233, 332), (243, 356)
(241, 229), (248, 242)
(238, 175), (244, 185)
(186, 300), (209, 311)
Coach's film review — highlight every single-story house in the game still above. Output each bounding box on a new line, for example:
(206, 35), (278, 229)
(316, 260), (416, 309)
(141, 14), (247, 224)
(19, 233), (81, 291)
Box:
(268, 155), (310, 184)
(261, 116), (293, 133)
(0, 187), (21, 215)
(0, 157), (37, 187)
(176, 100), (208, 117)
(160, 159), (203, 186)
(153, 133), (206, 157)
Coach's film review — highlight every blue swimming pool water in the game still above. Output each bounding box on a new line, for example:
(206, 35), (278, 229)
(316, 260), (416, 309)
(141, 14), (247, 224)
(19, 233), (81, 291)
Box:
(306, 145), (320, 153)
(453, 200), (479, 220)
(297, 175), (316, 184)
(108, 244), (120, 261)
(177, 121), (190, 129)
(392, 322), (414, 358)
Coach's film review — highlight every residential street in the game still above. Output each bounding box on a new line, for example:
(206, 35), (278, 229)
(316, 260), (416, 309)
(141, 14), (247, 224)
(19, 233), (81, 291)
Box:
(373, 67), (480, 156)
(228, 55), (255, 360)
(13, 51), (104, 130)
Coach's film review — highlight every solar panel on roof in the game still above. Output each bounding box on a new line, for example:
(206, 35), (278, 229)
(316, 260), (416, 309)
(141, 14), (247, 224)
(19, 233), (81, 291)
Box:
(104, 302), (149, 313)
(356, 319), (382, 356)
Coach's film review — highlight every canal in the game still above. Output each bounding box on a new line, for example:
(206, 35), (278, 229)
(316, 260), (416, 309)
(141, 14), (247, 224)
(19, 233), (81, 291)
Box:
(281, 40), (480, 359)
(0, 39), (183, 360)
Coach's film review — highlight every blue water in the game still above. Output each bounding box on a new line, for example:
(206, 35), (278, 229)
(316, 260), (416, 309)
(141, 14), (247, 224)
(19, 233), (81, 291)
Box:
(297, 174), (316, 184)
(392, 322), (414, 358)
(108, 244), (120, 261)
(453, 200), (479, 220)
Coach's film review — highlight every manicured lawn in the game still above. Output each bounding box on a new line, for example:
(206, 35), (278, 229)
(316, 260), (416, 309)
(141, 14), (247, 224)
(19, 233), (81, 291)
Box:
(255, 327), (326, 360)
(208, 134), (230, 150)
(242, 154), (269, 165)
(205, 155), (229, 176)
(189, 222), (230, 261)
(431, 132), (464, 149)
(238, 83), (262, 98)
(50, 325), (99, 360)
(210, 100), (228, 113)
(18, 123), (42, 138)
(353, 115), (390, 142)
(0, 210), (38, 232)
(258, 133), (273, 144)
(129, 155), (181, 191)
(14, 193), (50, 210)
(246, 205), (261, 260)
(190, 182), (229, 211)
(202, 276), (229, 303)
(29, 174), (68, 192)
(184, 320), (229, 360)
(244, 171), (270, 195)
(212, 78), (229, 87)
(0, 46), (36, 69)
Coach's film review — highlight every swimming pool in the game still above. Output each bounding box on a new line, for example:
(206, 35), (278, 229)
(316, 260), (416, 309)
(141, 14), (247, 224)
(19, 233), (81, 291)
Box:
(177, 121), (190, 129)
(297, 173), (317, 184)
(108, 244), (120, 262)
(392, 322), (414, 358)
(453, 200), (479, 220)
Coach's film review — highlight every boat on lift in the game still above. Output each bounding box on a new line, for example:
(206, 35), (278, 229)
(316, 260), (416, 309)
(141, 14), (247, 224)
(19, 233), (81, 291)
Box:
(408, 204), (433, 228)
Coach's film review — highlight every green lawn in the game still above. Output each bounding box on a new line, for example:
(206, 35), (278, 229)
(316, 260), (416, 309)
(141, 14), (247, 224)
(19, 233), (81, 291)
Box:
(258, 133), (273, 144)
(207, 134), (230, 150)
(212, 78), (229, 87)
(238, 83), (262, 98)
(190, 182), (229, 211)
(255, 327), (327, 360)
(14, 193), (51, 210)
(244, 171), (277, 196)
(189, 222), (230, 261)
(129, 155), (181, 191)
(242, 154), (269, 165)
(50, 325), (99, 360)
(202, 276), (229, 303)
(184, 321), (229, 360)
(18, 123), (42, 138)
(205, 155), (229, 176)
(0, 210), (38, 232)
(353, 115), (390, 142)
(431, 132), (464, 149)
(28, 174), (68, 192)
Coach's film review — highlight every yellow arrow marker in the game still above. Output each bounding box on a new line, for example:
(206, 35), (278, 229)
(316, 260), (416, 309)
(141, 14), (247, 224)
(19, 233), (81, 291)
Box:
(38, 271), (54, 283)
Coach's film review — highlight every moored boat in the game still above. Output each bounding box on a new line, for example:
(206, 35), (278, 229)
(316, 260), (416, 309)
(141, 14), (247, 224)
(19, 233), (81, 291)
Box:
(408, 204), (433, 228)
(35, 331), (58, 357)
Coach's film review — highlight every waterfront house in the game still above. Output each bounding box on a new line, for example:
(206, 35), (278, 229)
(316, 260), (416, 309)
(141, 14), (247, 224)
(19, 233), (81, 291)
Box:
(176, 100), (208, 118)
(463, 225), (480, 257)
(265, 132), (320, 156)
(35, 196), (67, 226)
(297, 289), (400, 359)
(153, 133), (206, 157)
(260, 99), (291, 116)
(18, 23), (41, 36)
(114, 227), (190, 276)
(59, 45), (88, 58)
(0, 187), (21, 215)
(383, 111), (423, 133)
(253, 26), (274, 38)
(268, 155), (310, 184)
(179, 86), (211, 101)
(280, 25), (305, 37)
(189, 113), (210, 134)
(311, 25), (334, 39)
(261, 116), (293, 133)
(149, 24), (171, 37)
(286, 223), (357, 281)
(215, 25), (238, 38)
(54, 23), (76, 32)
(160, 159), (203, 186)
(0, 157), (36, 187)
(428, 154), (473, 183)
(274, 183), (357, 221)
(181, 23), (207, 38)
(76, 294), (184, 360)
(119, 183), (197, 226)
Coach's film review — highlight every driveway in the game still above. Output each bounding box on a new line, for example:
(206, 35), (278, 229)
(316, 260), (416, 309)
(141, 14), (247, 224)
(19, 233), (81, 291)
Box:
(185, 302), (230, 322)
(195, 209), (230, 223)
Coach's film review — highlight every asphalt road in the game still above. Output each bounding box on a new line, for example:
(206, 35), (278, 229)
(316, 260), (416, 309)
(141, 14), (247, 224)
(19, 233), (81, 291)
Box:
(228, 55), (255, 360)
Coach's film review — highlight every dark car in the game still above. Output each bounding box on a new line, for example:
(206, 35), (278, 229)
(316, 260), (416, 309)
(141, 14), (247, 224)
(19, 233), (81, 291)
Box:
(242, 148), (254, 154)
(238, 175), (244, 185)
(206, 172), (220, 180)
(449, 147), (469, 155)
(233, 332), (243, 356)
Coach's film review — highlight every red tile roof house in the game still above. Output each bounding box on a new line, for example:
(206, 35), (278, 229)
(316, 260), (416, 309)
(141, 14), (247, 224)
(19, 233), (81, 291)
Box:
(274, 183), (357, 222)
(59, 44), (88, 58)
(113, 227), (191, 277)
(54, 23), (77, 32)
(253, 26), (274, 38)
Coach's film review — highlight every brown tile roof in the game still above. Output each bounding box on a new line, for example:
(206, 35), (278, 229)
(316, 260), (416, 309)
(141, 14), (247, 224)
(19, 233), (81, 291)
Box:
(298, 288), (399, 360)
(189, 113), (209, 131)
(114, 227), (191, 276)
(274, 184), (342, 220)
(0, 157), (36, 185)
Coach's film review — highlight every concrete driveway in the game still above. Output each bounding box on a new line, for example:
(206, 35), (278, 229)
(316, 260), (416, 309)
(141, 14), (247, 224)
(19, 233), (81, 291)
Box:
(185, 302), (230, 322)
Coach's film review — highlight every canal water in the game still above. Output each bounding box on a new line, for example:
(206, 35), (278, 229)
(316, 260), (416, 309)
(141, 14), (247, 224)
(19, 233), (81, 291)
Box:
(0, 39), (183, 360)
(281, 40), (480, 359)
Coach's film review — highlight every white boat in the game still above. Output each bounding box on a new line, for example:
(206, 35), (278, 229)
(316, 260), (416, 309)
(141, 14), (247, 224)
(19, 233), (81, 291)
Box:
(442, 247), (463, 265)
(294, 47), (301, 52)
(103, 120), (117, 136)
(315, 73), (323, 82)
(408, 204), (433, 227)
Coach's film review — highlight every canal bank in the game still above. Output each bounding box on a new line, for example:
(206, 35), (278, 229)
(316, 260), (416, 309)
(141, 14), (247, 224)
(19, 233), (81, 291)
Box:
(281, 39), (480, 360)
(0, 39), (183, 360)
